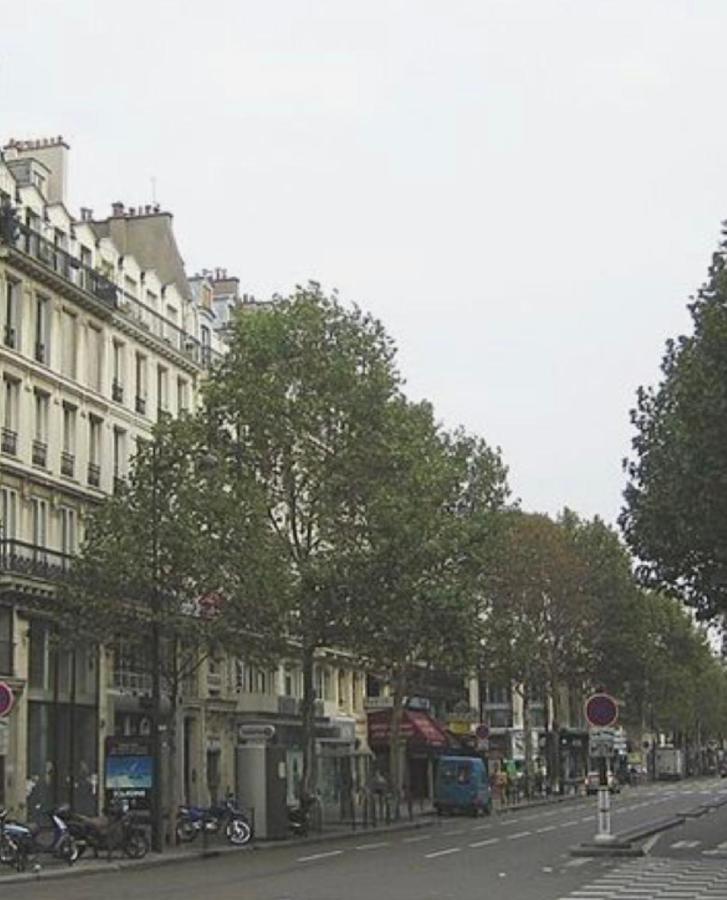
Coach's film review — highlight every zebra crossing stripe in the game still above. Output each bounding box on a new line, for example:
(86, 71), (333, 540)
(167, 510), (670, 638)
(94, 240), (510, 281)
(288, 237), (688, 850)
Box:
(556, 858), (727, 899)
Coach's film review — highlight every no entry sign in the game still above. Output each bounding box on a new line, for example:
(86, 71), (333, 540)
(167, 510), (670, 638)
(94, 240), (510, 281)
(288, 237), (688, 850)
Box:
(585, 692), (618, 728)
(0, 681), (15, 717)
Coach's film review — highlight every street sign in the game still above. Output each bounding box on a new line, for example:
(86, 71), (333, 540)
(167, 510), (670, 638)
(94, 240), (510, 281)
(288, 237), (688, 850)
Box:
(0, 682), (14, 717)
(589, 728), (616, 757)
(475, 724), (489, 740)
(585, 693), (618, 728)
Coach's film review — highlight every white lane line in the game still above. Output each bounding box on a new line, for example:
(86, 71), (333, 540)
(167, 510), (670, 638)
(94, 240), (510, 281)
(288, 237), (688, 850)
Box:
(355, 841), (390, 851)
(564, 857), (590, 868)
(580, 816), (592, 822)
(508, 830), (532, 839)
(425, 847), (462, 859)
(536, 825), (556, 833)
(297, 850), (344, 863)
(472, 823), (493, 831)
(443, 829), (467, 836)
(469, 837), (500, 848)
(560, 820), (579, 827)
(402, 834), (433, 843)
(502, 819), (521, 826)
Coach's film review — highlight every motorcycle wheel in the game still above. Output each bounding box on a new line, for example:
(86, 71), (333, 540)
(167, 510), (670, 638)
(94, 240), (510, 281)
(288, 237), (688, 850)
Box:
(175, 820), (198, 844)
(58, 835), (79, 865)
(0, 834), (19, 867)
(123, 830), (149, 859)
(225, 818), (252, 846)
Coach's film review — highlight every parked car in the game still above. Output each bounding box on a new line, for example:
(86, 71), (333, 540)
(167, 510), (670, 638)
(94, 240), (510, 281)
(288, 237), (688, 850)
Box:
(584, 770), (619, 795)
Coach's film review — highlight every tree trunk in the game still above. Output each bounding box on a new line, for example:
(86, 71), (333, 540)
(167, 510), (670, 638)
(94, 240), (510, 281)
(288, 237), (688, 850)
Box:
(522, 683), (533, 799)
(551, 684), (562, 794)
(388, 677), (406, 821)
(301, 643), (317, 803)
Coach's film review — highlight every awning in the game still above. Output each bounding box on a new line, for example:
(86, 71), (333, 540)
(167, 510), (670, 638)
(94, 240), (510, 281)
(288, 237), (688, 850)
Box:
(367, 708), (449, 750)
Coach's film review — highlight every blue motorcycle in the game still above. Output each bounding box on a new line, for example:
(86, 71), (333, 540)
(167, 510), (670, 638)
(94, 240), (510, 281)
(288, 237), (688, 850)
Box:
(0, 806), (79, 871)
(176, 796), (253, 846)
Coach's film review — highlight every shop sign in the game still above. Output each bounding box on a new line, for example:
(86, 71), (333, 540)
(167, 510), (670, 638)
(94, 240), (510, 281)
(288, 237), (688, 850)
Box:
(238, 724), (275, 743)
(0, 682), (14, 717)
(447, 718), (473, 736)
(364, 696), (393, 710)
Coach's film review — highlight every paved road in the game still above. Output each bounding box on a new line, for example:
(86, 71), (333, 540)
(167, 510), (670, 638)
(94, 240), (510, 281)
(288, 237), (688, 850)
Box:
(3, 779), (727, 900)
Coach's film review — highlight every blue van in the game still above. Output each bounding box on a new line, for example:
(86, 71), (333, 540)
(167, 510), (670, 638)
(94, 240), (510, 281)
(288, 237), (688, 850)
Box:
(434, 756), (492, 817)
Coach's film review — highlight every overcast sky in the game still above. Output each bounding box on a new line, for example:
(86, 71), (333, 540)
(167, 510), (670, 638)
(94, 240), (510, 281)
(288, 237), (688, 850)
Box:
(3, 1), (725, 523)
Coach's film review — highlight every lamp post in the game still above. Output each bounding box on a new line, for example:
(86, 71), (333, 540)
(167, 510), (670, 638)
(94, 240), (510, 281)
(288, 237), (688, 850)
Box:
(150, 439), (164, 852)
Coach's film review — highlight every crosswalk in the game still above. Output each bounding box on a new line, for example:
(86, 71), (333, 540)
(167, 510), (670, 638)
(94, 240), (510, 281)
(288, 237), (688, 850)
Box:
(557, 858), (727, 899)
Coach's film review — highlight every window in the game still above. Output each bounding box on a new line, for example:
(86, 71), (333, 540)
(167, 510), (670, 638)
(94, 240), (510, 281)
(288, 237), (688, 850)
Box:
(88, 416), (102, 486)
(28, 621), (48, 689)
(86, 323), (103, 391)
(177, 378), (188, 413)
(0, 607), (11, 675)
(60, 309), (77, 379)
(156, 366), (168, 416)
(284, 667), (294, 697)
(112, 341), (125, 403)
(113, 427), (126, 480)
(486, 683), (510, 705)
(2, 376), (19, 432)
(59, 507), (77, 557)
(0, 487), (18, 541)
(123, 276), (137, 299)
(4, 278), (20, 349)
(200, 324), (211, 364)
(338, 669), (347, 708)
(165, 305), (178, 345)
(31, 497), (48, 549)
(234, 660), (255, 693)
(146, 291), (159, 334)
(34, 294), (50, 363)
(33, 390), (49, 466)
(61, 403), (76, 476)
(135, 353), (147, 414)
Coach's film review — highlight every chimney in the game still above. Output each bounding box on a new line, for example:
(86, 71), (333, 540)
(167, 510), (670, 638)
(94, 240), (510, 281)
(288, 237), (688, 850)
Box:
(111, 201), (125, 217)
(6, 136), (71, 204)
(80, 207), (93, 222)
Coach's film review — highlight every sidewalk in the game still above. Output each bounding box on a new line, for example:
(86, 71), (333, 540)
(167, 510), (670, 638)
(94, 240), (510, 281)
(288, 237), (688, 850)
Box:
(0, 790), (586, 886)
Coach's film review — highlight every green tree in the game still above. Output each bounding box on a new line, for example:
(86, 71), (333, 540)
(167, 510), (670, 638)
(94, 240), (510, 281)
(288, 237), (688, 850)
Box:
(345, 400), (509, 813)
(203, 284), (402, 799)
(62, 414), (284, 846)
(621, 224), (727, 620)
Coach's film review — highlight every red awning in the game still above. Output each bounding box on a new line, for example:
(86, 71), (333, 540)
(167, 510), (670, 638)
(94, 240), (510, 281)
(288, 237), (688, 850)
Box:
(367, 708), (449, 750)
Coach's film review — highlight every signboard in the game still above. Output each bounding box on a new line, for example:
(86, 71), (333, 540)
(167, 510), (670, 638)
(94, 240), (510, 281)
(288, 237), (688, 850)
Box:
(0, 682), (14, 717)
(585, 693), (618, 728)
(104, 736), (154, 812)
(475, 724), (490, 740)
(589, 727), (616, 757)
(238, 724), (276, 742)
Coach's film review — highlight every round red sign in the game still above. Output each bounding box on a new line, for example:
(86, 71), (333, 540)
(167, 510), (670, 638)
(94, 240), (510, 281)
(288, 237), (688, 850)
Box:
(0, 682), (14, 717)
(585, 692), (618, 728)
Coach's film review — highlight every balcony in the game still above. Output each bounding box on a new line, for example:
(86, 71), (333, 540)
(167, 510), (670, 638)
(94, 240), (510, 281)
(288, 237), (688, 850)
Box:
(32, 439), (47, 467)
(112, 668), (152, 694)
(35, 341), (46, 364)
(88, 462), (100, 487)
(4, 325), (16, 349)
(61, 451), (75, 478)
(135, 395), (147, 415)
(0, 539), (73, 581)
(112, 379), (124, 403)
(1, 427), (17, 456)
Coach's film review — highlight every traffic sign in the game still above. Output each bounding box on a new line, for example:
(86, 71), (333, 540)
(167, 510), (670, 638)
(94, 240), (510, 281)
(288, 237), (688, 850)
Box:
(475, 724), (489, 740)
(585, 693), (618, 728)
(0, 682), (15, 717)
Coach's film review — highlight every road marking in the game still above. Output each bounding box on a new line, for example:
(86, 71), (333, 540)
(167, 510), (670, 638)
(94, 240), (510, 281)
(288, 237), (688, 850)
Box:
(561, 820), (579, 827)
(642, 832), (662, 854)
(508, 830), (531, 839)
(425, 847), (462, 859)
(403, 834), (433, 843)
(670, 839), (700, 848)
(469, 837), (499, 848)
(502, 818), (521, 825)
(580, 816), (592, 822)
(443, 829), (467, 836)
(297, 850), (343, 862)
(564, 857), (590, 868)
(472, 823), (493, 831)
(536, 825), (556, 833)
(355, 841), (390, 851)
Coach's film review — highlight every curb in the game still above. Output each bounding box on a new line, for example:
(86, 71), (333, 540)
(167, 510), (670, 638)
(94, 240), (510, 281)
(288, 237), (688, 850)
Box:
(0, 793), (587, 886)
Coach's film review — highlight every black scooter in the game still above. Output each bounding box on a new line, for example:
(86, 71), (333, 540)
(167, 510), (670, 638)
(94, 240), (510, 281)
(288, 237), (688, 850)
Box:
(57, 804), (149, 860)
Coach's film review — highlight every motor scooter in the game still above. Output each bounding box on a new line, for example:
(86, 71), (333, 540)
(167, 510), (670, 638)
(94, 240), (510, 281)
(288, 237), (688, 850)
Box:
(0, 806), (78, 871)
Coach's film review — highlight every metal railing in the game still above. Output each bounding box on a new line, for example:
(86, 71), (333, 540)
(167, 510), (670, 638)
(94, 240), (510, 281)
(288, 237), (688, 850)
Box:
(112, 668), (153, 693)
(1, 218), (222, 370)
(32, 439), (47, 467)
(61, 450), (75, 477)
(1, 427), (17, 456)
(0, 539), (73, 580)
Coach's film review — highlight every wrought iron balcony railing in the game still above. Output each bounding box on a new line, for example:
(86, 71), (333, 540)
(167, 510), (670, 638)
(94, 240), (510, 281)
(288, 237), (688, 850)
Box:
(1, 427), (17, 456)
(0, 217), (222, 370)
(61, 450), (75, 477)
(88, 462), (101, 487)
(32, 439), (47, 467)
(0, 539), (73, 581)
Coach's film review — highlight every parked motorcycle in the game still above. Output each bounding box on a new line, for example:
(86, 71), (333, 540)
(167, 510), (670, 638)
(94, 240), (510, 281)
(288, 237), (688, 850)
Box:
(176, 796), (253, 846)
(288, 795), (318, 837)
(0, 812), (21, 870)
(0, 806), (78, 871)
(57, 803), (149, 860)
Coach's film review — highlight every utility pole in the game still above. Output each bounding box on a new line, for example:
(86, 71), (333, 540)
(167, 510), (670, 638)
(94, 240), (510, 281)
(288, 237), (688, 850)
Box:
(150, 440), (164, 852)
